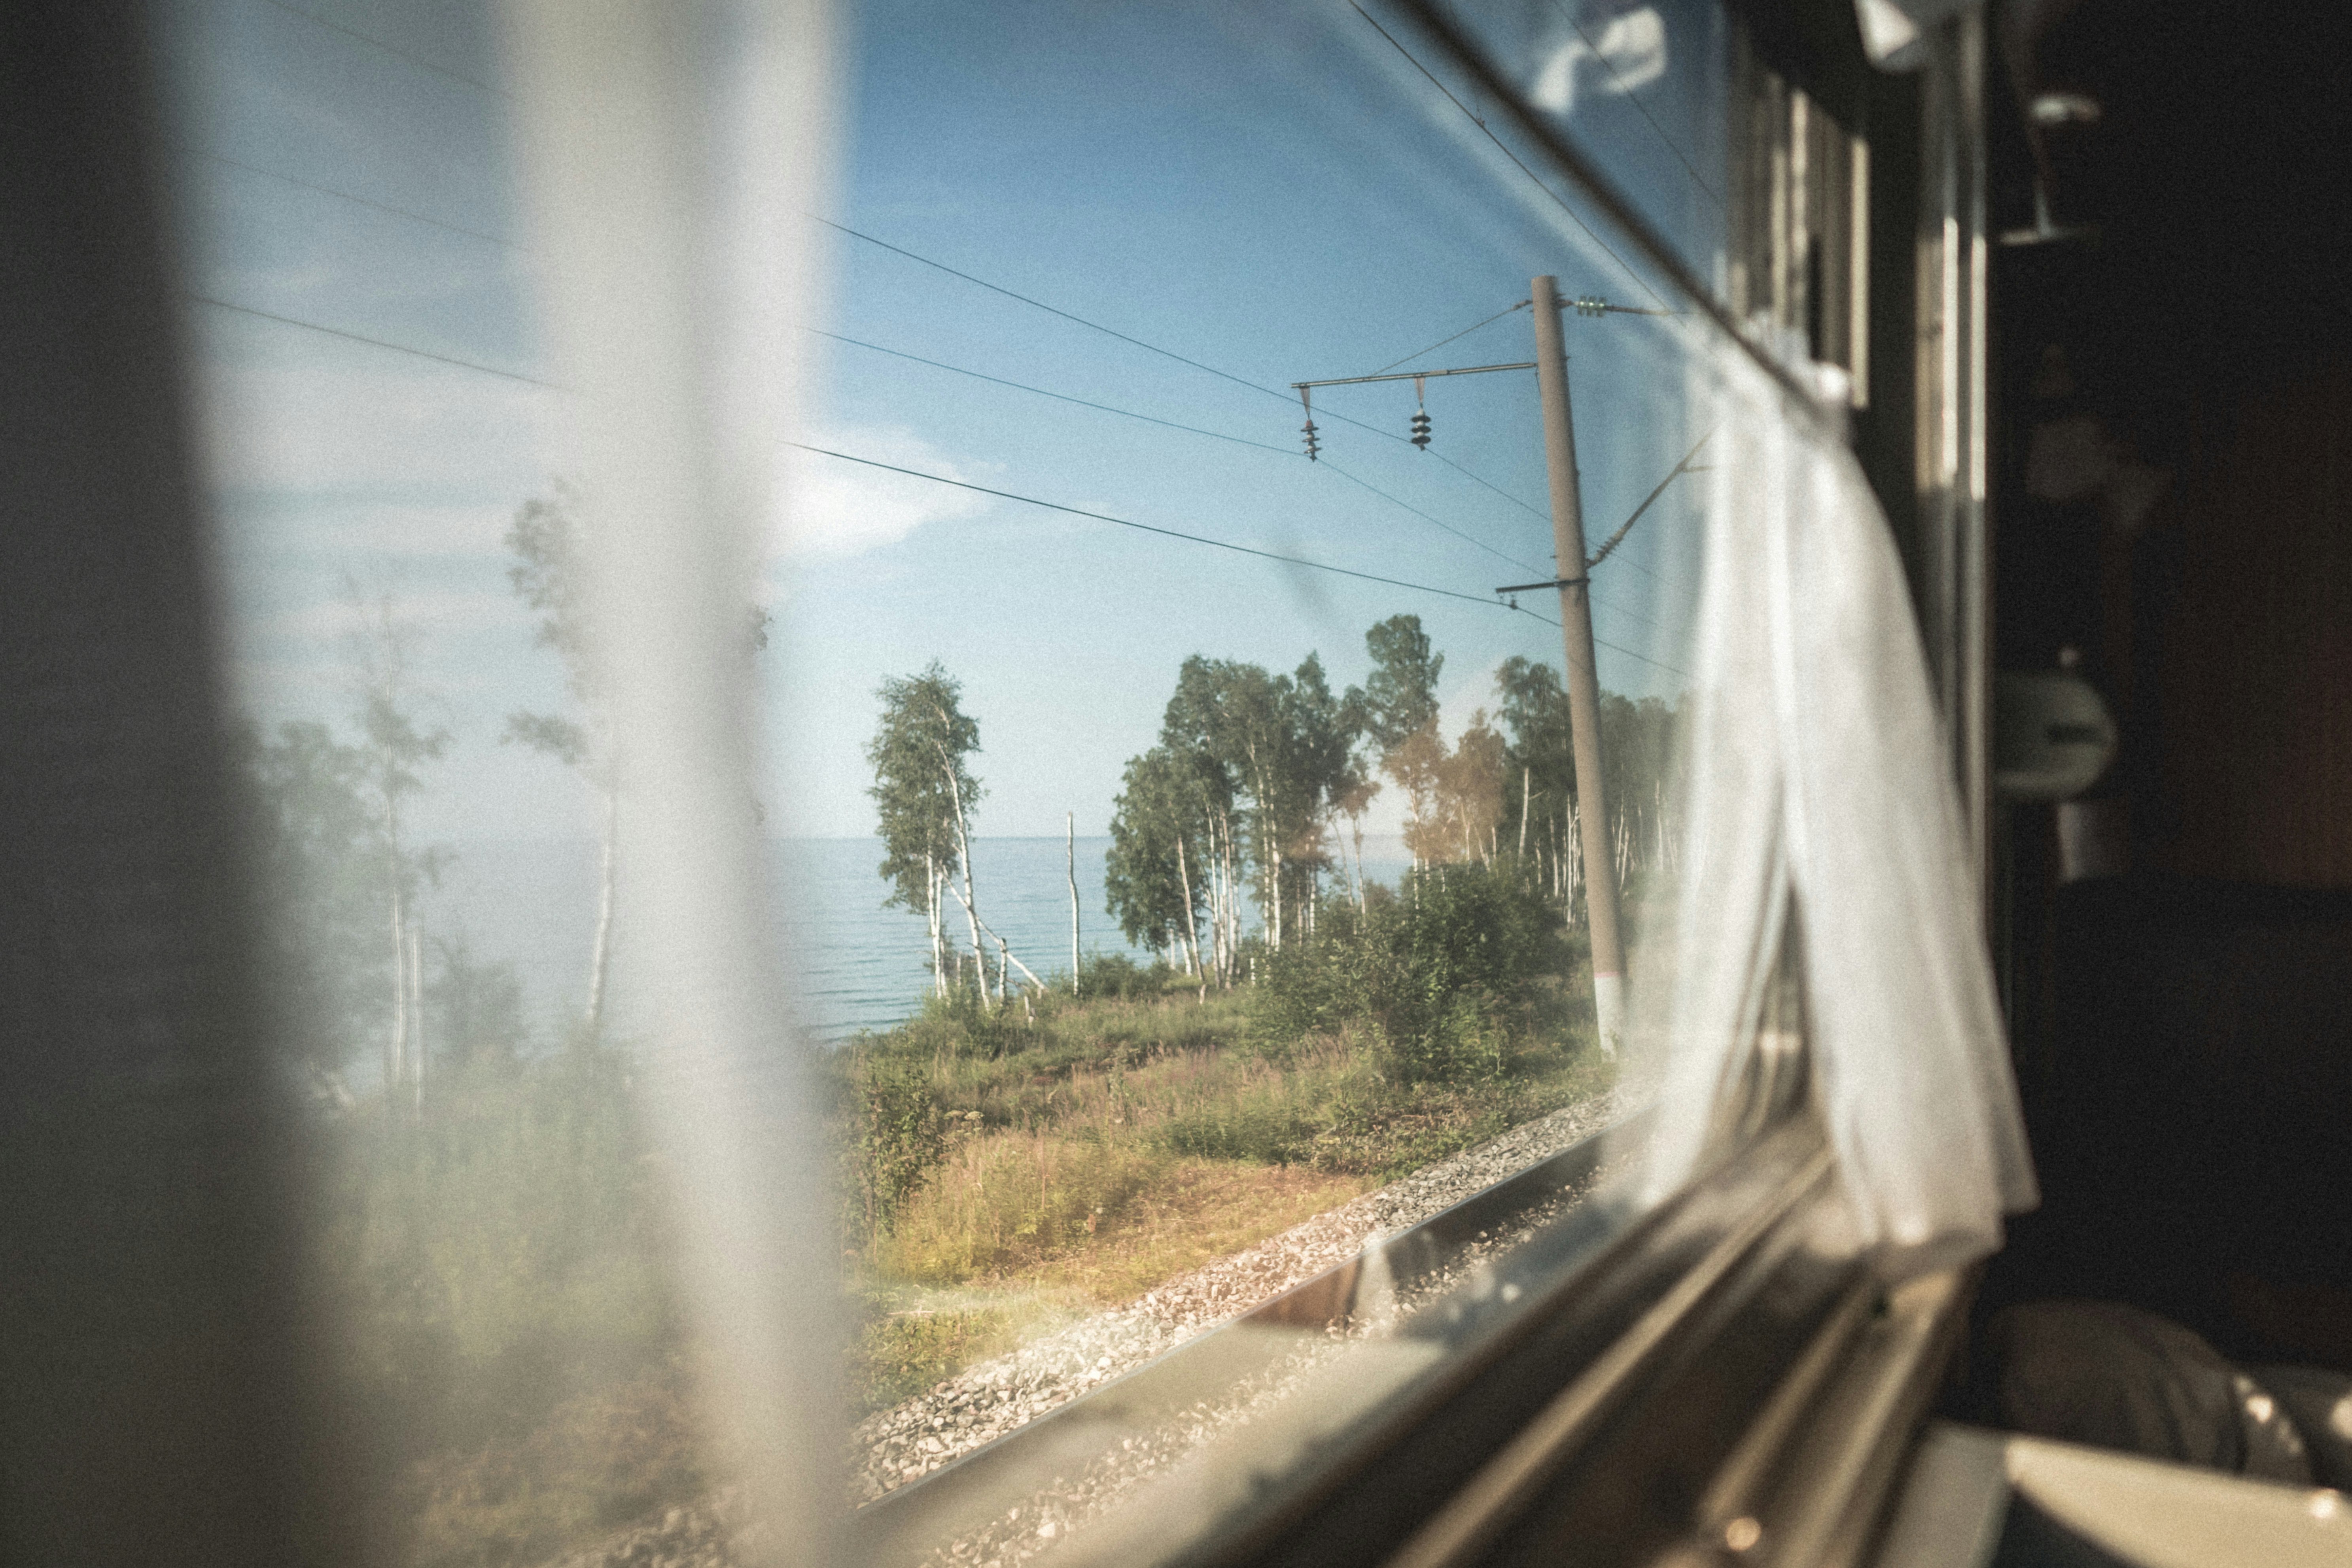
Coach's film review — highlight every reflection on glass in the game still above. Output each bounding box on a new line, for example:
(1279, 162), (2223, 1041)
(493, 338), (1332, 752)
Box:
(161, 0), (1759, 1561)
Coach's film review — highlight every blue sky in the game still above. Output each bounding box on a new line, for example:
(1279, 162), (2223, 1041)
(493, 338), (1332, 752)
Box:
(170, 0), (1727, 842)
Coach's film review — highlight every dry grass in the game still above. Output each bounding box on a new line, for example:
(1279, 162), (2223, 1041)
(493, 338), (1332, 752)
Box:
(875, 1133), (1371, 1303)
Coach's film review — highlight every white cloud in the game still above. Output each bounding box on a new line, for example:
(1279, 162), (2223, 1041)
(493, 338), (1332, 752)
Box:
(775, 425), (992, 559)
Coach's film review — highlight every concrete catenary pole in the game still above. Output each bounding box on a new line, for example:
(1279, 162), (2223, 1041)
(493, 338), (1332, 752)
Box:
(1531, 274), (1627, 1053)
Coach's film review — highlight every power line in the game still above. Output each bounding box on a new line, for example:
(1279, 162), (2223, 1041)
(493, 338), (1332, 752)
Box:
(1320, 459), (1547, 575)
(185, 287), (1576, 608)
(1544, 0), (1724, 211)
(794, 442), (1550, 619)
(822, 327), (1559, 576)
(793, 442), (1692, 679)
(183, 294), (1678, 661)
(201, 151), (520, 252)
(1428, 449), (1552, 520)
(817, 218), (1280, 405)
(1347, 2), (1668, 309)
(187, 294), (553, 388)
(256, 0), (500, 98)
(818, 217), (1542, 485)
(1371, 299), (1530, 375)
(818, 330), (1297, 456)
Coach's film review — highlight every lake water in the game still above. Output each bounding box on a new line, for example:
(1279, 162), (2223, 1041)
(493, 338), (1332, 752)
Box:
(420, 835), (1415, 1043)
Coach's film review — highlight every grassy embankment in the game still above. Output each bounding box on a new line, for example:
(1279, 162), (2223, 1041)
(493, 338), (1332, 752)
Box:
(847, 866), (1612, 1402)
(337, 864), (1610, 1566)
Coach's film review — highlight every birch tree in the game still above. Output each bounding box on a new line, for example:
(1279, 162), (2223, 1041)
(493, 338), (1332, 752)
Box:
(351, 589), (448, 1112)
(867, 662), (1039, 1006)
(1353, 614), (1446, 868)
(1105, 745), (1209, 970)
(504, 486), (774, 1038)
(241, 717), (388, 1081)
(503, 488), (619, 1038)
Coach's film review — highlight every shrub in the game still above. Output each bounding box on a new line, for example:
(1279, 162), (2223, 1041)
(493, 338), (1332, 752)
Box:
(1254, 862), (1566, 1082)
(851, 1052), (963, 1239)
(1075, 951), (1180, 1000)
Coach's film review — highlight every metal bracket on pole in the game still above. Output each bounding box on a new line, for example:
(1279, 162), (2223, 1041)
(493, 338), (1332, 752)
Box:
(1495, 576), (1589, 594)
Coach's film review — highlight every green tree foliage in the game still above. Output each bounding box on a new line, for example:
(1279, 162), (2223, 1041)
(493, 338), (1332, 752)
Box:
(1103, 745), (1209, 959)
(868, 662), (1004, 998)
(241, 717), (388, 1070)
(1494, 657), (1685, 875)
(1495, 655), (1575, 847)
(1256, 866), (1568, 1082)
(1434, 710), (1509, 863)
(867, 662), (979, 911)
(1354, 615), (1450, 862)
(427, 934), (528, 1073)
(1134, 653), (1359, 959)
(1357, 613), (1444, 752)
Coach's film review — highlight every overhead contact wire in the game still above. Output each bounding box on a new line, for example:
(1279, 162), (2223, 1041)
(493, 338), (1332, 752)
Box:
(794, 443), (1692, 679)
(1372, 299), (1531, 376)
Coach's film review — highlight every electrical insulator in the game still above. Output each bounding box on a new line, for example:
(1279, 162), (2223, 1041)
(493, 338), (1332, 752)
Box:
(1410, 409), (1432, 448)
(1302, 420), (1321, 460)
(1574, 295), (1609, 317)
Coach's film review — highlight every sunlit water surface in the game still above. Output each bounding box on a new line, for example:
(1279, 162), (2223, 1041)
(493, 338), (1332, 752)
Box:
(421, 835), (1415, 1044)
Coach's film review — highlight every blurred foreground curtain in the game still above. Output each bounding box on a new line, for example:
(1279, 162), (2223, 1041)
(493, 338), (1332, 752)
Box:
(0, 4), (352, 1562)
(501, 1), (846, 1560)
(1629, 348), (2037, 1278)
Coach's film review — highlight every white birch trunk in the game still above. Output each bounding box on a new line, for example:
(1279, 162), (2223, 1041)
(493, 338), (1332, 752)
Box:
(585, 784), (617, 1035)
(926, 851), (946, 996)
(1175, 834), (1199, 977)
(408, 923), (426, 1112)
(1519, 767), (1531, 857)
(1067, 811), (1080, 995)
(937, 741), (990, 1010)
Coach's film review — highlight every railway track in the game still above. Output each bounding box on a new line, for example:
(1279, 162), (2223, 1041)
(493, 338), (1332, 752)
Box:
(851, 1101), (1652, 1568)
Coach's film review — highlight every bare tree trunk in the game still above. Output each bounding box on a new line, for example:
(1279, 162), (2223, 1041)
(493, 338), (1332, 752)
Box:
(1220, 810), (1240, 988)
(385, 789), (405, 1118)
(1270, 840), (1283, 952)
(926, 852), (946, 996)
(1175, 834), (1199, 976)
(998, 933), (1045, 992)
(937, 745), (990, 1010)
(408, 923), (425, 1114)
(1067, 811), (1080, 996)
(585, 784), (617, 1035)
(1519, 766), (1531, 857)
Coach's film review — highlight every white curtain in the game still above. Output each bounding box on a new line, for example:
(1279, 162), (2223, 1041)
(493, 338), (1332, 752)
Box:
(1627, 348), (2037, 1278)
(503, 0), (846, 1555)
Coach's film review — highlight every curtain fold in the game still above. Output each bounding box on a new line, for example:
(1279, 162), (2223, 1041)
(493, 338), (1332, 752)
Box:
(1630, 351), (2036, 1277)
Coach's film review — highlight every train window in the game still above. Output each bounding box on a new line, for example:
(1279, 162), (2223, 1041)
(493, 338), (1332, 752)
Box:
(6, 0), (2047, 1564)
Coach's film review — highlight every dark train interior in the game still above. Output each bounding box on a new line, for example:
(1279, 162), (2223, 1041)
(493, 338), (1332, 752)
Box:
(1739, 0), (2352, 1496)
(1973, 0), (2352, 1412)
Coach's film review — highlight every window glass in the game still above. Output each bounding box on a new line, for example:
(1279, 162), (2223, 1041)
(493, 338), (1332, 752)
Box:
(157, 1), (1774, 1562)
